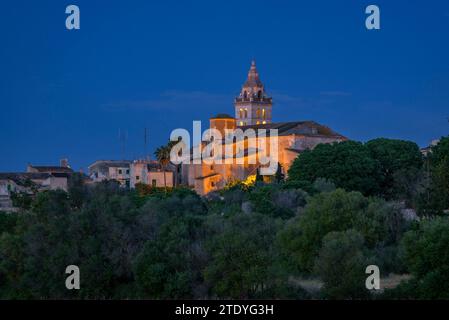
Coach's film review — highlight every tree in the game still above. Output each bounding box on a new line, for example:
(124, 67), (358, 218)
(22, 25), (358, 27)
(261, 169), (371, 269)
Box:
(366, 138), (423, 200)
(203, 212), (286, 299)
(134, 215), (207, 299)
(314, 230), (370, 299)
(154, 140), (178, 191)
(277, 189), (405, 273)
(398, 217), (449, 299)
(287, 141), (383, 196)
(417, 136), (449, 215)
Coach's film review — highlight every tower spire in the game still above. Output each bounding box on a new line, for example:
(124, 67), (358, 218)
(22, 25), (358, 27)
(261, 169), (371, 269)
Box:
(234, 60), (273, 126)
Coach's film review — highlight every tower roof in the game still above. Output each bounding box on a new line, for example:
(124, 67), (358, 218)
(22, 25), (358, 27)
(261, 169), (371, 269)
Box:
(243, 60), (263, 88)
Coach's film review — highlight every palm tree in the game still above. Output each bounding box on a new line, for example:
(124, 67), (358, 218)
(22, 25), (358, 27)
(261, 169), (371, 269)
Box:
(154, 140), (178, 191)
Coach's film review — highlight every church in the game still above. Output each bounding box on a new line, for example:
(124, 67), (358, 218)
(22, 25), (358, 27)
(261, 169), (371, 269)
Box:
(180, 61), (347, 195)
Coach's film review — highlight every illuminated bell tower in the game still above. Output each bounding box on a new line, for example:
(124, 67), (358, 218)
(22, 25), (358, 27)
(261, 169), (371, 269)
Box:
(234, 60), (273, 126)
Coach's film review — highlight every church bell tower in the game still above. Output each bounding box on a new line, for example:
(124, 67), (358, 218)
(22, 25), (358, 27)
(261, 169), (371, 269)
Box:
(234, 60), (273, 126)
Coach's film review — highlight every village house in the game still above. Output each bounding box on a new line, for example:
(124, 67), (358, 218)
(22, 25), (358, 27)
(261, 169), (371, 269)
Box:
(0, 159), (74, 211)
(88, 159), (175, 189)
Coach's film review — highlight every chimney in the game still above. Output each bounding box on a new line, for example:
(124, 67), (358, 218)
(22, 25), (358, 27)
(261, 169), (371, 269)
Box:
(60, 158), (69, 168)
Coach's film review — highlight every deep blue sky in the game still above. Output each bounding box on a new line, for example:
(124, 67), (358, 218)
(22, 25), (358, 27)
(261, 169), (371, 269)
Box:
(1, 0), (448, 172)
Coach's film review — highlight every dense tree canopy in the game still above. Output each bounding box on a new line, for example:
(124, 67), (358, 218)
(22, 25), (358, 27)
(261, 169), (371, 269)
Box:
(287, 141), (383, 196)
(277, 189), (406, 273)
(366, 138), (423, 200)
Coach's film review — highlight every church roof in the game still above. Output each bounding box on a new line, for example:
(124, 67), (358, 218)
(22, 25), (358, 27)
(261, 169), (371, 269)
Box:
(240, 121), (347, 139)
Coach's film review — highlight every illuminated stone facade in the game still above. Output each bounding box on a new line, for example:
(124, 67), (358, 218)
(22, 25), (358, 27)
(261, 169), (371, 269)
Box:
(181, 61), (347, 195)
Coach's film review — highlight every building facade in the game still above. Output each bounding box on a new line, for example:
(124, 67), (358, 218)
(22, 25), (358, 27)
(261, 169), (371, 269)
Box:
(88, 160), (174, 189)
(234, 60), (273, 126)
(0, 159), (74, 211)
(181, 61), (347, 195)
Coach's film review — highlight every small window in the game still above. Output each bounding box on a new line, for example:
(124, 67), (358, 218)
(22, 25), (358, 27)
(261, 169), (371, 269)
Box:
(118, 169), (122, 174)
(152, 179), (157, 187)
(126, 169), (130, 174)
(136, 176), (140, 181)
(211, 181), (215, 187)
(210, 165), (214, 171)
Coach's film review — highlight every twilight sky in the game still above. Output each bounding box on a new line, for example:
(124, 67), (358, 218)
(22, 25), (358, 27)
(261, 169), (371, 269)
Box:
(1, 0), (448, 172)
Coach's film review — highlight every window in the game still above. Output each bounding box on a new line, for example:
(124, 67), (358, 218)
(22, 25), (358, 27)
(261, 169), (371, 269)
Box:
(243, 91), (248, 99)
(257, 90), (262, 99)
(152, 179), (157, 187)
(136, 176), (140, 181)
(210, 165), (214, 171)
(211, 181), (215, 187)
(239, 108), (243, 118)
(126, 169), (130, 174)
(244, 108), (248, 118)
(256, 109), (260, 118)
(118, 169), (122, 174)
(262, 109), (266, 119)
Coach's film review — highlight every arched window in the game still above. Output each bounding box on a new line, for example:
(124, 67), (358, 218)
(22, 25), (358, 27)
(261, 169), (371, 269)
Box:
(244, 108), (248, 118)
(239, 108), (243, 118)
(243, 91), (248, 99)
(262, 109), (266, 119)
(256, 109), (261, 118)
(257, 90), (262, 99)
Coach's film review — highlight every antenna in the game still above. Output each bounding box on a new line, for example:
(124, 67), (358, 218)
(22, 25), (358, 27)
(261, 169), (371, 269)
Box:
(144, 127), (148, 160)
(118, 128), (128, 160)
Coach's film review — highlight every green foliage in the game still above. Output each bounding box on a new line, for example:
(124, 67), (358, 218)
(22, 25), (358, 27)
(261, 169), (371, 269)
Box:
(398, 217), (449, 299)
(287, 141), (383, 196)
(10, 192), (33, 210)
(314, 230), (370, 299)
(203, 212), (302, 299)
(366, 138), (423, 200)
(247, 184), (306, 219)
(134, 215), (207, 299)
(0, 212), (17, 235)
(417, 136), (449, 216)
(68, 173), (87, 209)
(277, 189), (406, 273)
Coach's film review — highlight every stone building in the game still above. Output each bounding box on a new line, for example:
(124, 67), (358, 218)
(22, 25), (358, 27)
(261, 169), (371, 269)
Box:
(181, 61), (347, 195)
(88, 160), (174, 189)
(0, 159), (74, 211)
(88, 160), (132, 187)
